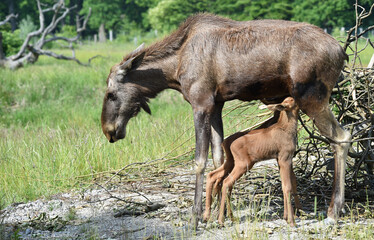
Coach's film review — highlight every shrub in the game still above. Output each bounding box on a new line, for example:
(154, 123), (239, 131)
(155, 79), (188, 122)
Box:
(1, 29), (23, 56)
(19, 15), (37, 41)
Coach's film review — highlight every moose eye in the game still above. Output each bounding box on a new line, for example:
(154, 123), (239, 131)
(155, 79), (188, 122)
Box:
(107, 92), (117, 101)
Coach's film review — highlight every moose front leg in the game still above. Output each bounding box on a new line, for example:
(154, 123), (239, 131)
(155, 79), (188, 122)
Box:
(192, 109), (212, 226)
(210, 103), (224, 169)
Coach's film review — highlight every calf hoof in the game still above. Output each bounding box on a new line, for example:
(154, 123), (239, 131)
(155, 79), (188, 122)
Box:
(218, 218), (225, 227)
(288, 220), (297, 227)
(202, 211), (210, 223)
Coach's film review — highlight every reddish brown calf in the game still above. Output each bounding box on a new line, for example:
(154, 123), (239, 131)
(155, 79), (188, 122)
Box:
(203, 97), (301, 226)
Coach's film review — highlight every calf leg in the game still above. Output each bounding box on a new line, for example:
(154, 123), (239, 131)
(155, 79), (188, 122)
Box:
(291, 164), (301, 210)
(310, 107), (351, 221)
(218, 162), (253, 225)
(203, 165), (226, 222)
(278, 156), (296, 226)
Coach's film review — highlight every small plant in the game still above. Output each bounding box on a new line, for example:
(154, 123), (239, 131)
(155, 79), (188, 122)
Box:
(80, 226), (99, 240)
(66, 207), (77, 221)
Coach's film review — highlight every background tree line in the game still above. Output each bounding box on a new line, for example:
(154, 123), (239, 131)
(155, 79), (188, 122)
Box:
(1, 0), (373, 55)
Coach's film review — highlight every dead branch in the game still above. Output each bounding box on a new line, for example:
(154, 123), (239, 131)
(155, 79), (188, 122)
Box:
(0, 14), (18, 27)
(0, 0), (92, 70)
(94, 182), (165, 217)
(343, 2), (374, 52)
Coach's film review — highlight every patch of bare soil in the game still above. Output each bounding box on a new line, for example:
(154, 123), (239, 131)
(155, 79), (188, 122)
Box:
(1, 160), (374, 239)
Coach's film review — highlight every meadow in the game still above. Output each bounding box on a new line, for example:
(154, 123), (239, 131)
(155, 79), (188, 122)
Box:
(0, 34), (373, 209)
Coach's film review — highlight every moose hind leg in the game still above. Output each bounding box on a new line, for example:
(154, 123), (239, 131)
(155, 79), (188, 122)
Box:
(310, 106), (351, 221)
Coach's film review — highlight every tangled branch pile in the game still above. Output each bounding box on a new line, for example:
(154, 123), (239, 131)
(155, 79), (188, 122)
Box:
(291, 3), (374, 207)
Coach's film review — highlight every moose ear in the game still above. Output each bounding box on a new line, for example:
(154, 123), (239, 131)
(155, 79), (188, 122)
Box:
(140, 99), (151, 115)
(119, 43), (146, 72)
(132, 43), (145, 56)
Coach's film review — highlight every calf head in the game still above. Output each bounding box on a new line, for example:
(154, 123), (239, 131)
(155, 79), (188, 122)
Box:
(266, 97), (297, 112)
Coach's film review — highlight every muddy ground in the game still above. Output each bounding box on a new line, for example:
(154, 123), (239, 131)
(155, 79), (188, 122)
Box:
(1, 160), (373, 239)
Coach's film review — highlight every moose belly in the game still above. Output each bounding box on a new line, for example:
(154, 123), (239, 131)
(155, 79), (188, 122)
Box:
(217, 73), (291, 102)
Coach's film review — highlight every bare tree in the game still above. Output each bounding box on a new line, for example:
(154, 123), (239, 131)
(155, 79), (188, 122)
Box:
(0, 0), (91, 70)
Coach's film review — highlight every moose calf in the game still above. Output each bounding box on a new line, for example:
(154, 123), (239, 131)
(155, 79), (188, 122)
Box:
(203, 97), (301, 226)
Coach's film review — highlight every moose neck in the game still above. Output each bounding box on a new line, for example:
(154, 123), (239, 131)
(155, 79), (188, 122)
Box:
(129, 54), (180, 99)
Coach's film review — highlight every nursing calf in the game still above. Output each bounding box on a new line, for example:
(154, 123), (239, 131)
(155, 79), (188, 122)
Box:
(203, 97), (301, 226)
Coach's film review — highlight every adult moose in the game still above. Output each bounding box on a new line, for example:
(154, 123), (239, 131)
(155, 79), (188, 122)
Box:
(101, 13), (350, 225)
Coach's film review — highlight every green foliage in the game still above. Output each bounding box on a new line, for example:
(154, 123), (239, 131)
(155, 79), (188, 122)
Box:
(147, 0), (293, 31)
(3, 0), (374, 39)
(292, 0), (352, 29)
(222, 0), (293, 21)
(80, 0), (123, 30)
(123, 0), (160, 30)
(1, 29), (23, 57)
(18, 15), (37, 40)
(148, 0), (212, 32)
(59, 25), (77, 38)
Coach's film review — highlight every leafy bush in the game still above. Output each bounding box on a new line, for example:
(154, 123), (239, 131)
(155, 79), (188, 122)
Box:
(1, 29), (23, 56)
(59, 25), (77, 38)
(19, 15), (37, 41)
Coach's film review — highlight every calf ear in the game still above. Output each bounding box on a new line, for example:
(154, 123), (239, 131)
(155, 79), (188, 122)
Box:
(267, 104), (285, 112)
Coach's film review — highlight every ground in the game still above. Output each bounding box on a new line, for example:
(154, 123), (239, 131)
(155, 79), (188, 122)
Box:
(1, 160), (374, 239)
